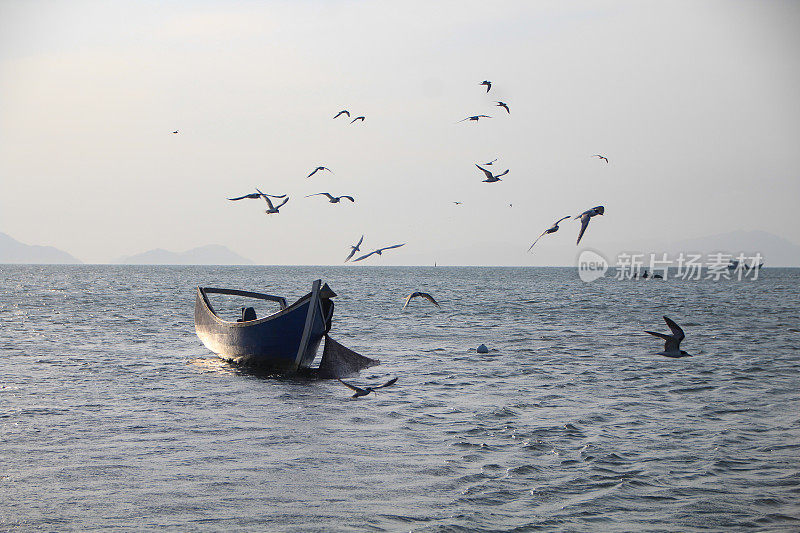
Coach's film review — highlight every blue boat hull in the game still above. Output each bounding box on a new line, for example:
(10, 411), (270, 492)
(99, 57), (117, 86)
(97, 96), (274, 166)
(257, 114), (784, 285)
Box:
(194, 280), (335, 372)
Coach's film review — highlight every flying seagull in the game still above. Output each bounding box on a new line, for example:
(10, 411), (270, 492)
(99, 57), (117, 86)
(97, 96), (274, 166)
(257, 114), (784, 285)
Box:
(171, 130), (179, 134)
(352, 243), (405, 262)
(351, 116), (365, 123)
(645, 316), (690, 358)
(305, 192), (355, 203)
(345, 235), (364, 262)
(307, 166), (332, 178)
(593, 154), (609, 163)
(453, 201), (463, 205)
(459, 115), (491, 123)
(228, 190), (287, 201)
(253, 188), (289, 214)
(476, 164), (508, 183)
(480, 80), (492, 92)
(496, 101), (510, 113)
(402, 291), (440, 310)
(484, 158), (498, 165)
(575, 205), (604, 245)
(338, 377), (398, 398)
(528, 216), (571, 252)
(333, 110), (350, 119)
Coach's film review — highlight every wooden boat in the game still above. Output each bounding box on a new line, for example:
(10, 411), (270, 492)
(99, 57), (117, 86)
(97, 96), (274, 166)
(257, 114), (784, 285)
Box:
(194, 279), (336, 372)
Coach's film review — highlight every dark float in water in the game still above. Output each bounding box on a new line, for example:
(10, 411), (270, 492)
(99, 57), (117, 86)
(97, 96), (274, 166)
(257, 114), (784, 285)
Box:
(194, 279), (377, 377)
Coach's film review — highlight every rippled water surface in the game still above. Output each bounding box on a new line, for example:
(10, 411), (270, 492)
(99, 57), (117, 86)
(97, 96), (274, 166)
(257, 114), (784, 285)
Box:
(1, 265), (799, 531)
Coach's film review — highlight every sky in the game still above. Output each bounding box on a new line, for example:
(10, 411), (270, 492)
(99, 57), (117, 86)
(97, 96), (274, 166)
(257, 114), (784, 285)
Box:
(1, 0), (799, 265)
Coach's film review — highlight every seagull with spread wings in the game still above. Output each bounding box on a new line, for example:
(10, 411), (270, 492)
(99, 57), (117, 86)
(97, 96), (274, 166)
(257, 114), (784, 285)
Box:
(333, 110), (350, 119)
(496, 101), (510, 113)
(352, 243), (405, 262)
(402, 291), (440, 310)
(476, 164), (508, 183)
(306, 192), (354, 203)
(645, 316), (691, 358)
(480, 80), (492, 92)
(575, 205), (604, 245)
(528, 216), (571, 252)
(338, 377), (398, 398)
(345, 235), (364, 262)
(459, 115), (491, 123)
(307, 166), (332, 178)
(351, 116), (365, 123)
(228, 190), (287, 201)
(593, 154), (609, 163)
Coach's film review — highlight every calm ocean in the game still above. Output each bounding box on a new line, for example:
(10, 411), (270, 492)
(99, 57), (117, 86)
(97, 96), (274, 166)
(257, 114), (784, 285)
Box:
(1, 265), (799, 531)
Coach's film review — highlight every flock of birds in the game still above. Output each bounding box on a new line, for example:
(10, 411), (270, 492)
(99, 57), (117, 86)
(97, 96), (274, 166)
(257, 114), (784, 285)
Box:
(175, 79), (692, 397)
(196, 79), (611, 265)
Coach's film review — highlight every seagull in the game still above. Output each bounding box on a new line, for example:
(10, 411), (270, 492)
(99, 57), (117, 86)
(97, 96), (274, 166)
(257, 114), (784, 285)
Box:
(574, 205), (604, 245)
(402, 291), (440, 310)
(333, 110), (350, 119)
(480, 80), (492, 92)
(305, 192), (355, 203)
(307, 166), (332, 178)
(352, 243), (405, 262)
(476, 164), (508, 183)
(593, 154), (609, 163)
(228, 190), (287, 201)
(351, 116), (365, 123)
(528, 216), (571, 252)
(484, 158), (498, 165)
(496, 101), (510, 113)
(171, 130), (179, 134)
(256, 188), (289, 214)
(458, 115), (491, 123)
(338, 377), (398, 398)
(645, 316), (691, 358)
(345, 235), (364, 262)
(453, 201), (463, 205)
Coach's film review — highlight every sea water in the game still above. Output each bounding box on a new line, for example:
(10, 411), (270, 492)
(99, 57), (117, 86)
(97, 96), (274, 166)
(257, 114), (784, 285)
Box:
(1, 265), (799, 531)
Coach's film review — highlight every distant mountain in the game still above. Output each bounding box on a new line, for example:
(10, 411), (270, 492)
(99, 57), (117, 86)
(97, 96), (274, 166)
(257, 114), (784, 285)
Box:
(115, 244), (253, 265)
(0, 232), (82, 264)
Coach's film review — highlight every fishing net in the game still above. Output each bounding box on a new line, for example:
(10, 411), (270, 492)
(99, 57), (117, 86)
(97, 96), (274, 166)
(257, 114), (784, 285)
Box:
(317, 335), (380, 378)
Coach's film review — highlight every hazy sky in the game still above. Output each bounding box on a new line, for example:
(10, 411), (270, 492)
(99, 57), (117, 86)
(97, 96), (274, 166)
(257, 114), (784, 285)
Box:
(1, 1), (799, 265)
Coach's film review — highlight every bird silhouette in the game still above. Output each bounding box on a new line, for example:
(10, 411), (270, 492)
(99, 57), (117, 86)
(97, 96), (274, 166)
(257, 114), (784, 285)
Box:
(496, 101), (510, 113)
(484, 158), (498, 165)
(333, 110), (350, 119)
(345, 235), (365, 262)
(645, 316), (691, 358)
(575, 206), (604, 244)
(402, 291), (440, 310)
(228, 190), (287, 201)
(306, 192), (355, 203)
(476, 164), (508, 183)
(307, 166), (332, 178)
(458, 115), (491, 123)
(480, 80), (492, 92)
(528, 216), (571, 252)
(352, 243), (405, 262)
(351, 116), (365, 123)
(171, 130), (178, 134)
(338, 377), (398, 398)
(593, 154), (609, 163)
